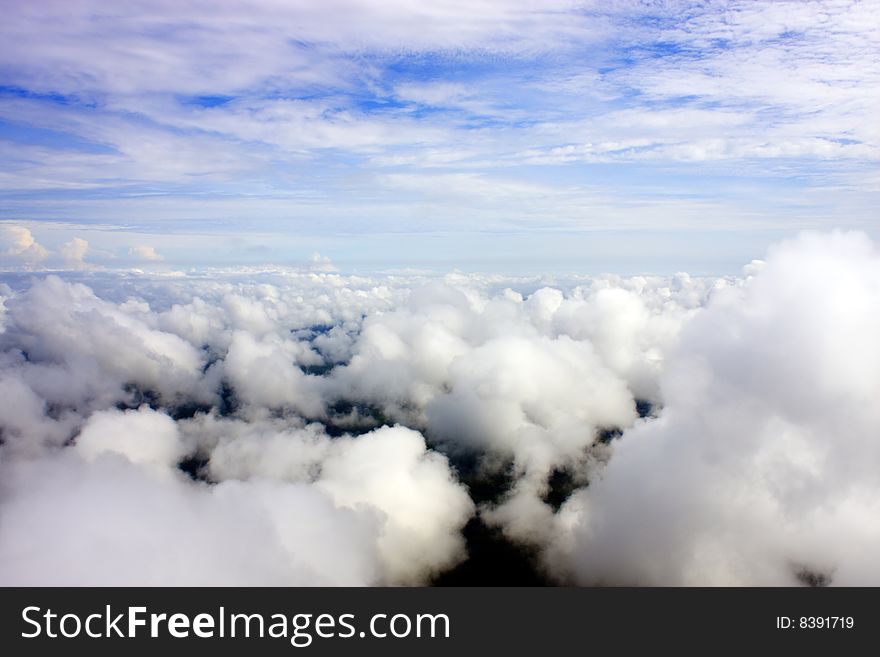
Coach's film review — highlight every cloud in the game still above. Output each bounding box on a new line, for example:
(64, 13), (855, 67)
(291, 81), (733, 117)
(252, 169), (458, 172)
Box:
(58, 236), (91, 269)
(0, 1), (600, 98)
(322, 274), (711, 546)
(308, 252), (337, 272)
(0, 271), (477, 585)
(0, 274), (213, 409)
(128, 244), (164, 262)
(0, 403), (472, 585)
(0, 226), (49, 267)
(546, 231), (880, 585)
(75, 405), (187, 469)
(207, 421), (477, 583)
(1, 226), (103, 271)
(0, 452), (384, 585)
(1, 232), (879, 585)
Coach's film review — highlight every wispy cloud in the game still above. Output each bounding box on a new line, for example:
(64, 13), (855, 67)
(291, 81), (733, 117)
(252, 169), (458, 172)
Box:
(0, 1), (877, 269)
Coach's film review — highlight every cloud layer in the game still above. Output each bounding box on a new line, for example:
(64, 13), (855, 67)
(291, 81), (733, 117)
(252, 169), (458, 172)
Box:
(1, 2), (877, 270)
(0, 231), (878, 585)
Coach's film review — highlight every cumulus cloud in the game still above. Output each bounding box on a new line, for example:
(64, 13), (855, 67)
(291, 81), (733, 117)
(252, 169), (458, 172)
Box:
(223, 329), (327, 416)
(75, 406), (187, 469)
(0, 226), (49, 267)
(316, 425), (474, 583)
(547, 232), (880, 586)
(129, 244), (164, 262)
(59, 237), (92, 270)
(0, 452), (383, 586)
(0, 231), (878, 586)
(0, 269), (476, 584)
(0, 409), (470, 585)
(308, 252), (337, 272)
(324, 275), (707, 544)
(0, 227), (102, 271)
(0, 275), (212, 409)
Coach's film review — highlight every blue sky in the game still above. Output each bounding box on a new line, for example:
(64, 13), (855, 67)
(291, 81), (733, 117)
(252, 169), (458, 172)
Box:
(0, 0), (877, 273)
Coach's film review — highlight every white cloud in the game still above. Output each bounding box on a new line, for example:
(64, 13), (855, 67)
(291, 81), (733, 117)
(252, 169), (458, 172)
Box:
(223, 329), (326, 416)
(317, 425), (474, 583)
(308, 252), (337, 272)
(0, 452), (384, 585)
(59, 236), (91, 269)
(1, 231), (879, 585)
(0, 226), (49, 267)
(0, 274), (212, 407)
(76, 406), (186, 469)
(0, 0), (874, 242)
(547, 231), (880, 585)
(129, 244), (164, 262)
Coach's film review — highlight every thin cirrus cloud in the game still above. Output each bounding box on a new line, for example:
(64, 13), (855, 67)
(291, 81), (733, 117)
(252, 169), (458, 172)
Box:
(0, 1), (877, 271)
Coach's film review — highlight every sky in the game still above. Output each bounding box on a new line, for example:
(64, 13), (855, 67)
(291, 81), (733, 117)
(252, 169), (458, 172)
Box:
(0, 0), (878, 273)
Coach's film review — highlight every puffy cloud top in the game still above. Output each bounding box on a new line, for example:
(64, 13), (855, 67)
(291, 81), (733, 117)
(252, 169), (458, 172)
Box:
(1, 232), (878, 585)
